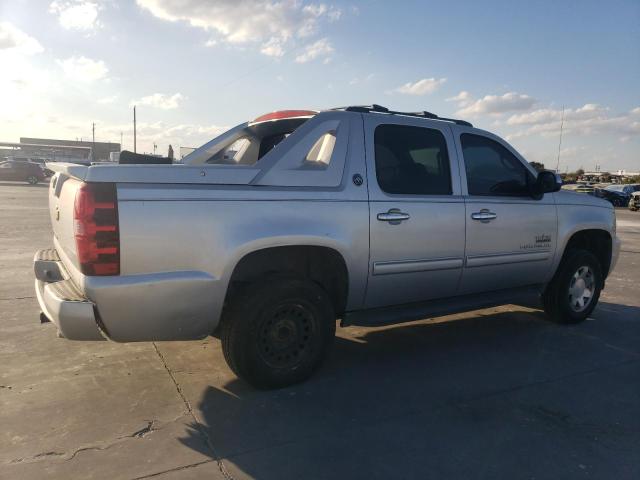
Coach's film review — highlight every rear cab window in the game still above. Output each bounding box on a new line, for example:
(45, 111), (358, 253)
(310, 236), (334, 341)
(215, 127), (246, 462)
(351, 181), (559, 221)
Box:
(374, 124), (452, 195)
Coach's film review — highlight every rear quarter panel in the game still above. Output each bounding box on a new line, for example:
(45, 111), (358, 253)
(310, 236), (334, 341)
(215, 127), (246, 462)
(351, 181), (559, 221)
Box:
(93, 112), (369, 341)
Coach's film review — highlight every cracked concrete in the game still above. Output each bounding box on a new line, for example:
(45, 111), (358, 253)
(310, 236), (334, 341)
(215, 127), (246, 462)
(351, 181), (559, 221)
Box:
(1, 184), (640, 479)
(10, 419), (163, 465)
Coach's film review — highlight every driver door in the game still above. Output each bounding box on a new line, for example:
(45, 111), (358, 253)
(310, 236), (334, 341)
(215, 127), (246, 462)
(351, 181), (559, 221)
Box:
(456, 132), (558, 294)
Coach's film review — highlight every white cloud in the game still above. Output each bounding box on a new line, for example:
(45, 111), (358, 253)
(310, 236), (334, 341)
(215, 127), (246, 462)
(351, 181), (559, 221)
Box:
(137, 0), (342, 57)
(109, 121), (229, 153)
(131, 92), (186, 110)
(446, 90), (471, 105)
(97, 95), (118, 104)
(0, 22), (43, 55)
(506, 104), (609, 127)
(504, 105), (640, 140)
(57, 56), (108, 82)
(393, 78), (447, 95)
(294, 38), (334, 63)
(49, 1), (101, 31)
(456, 92), (536, 116)
(260, 37), (285, 57)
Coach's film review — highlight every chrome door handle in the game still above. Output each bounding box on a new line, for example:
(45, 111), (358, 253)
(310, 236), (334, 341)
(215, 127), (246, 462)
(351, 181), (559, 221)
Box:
(377, 209), (410, 224)
(471, 209), (497, 222)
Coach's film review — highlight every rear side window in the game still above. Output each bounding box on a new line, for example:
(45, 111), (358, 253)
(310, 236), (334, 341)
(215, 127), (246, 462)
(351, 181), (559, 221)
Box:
(374, 125), (452, 195)
(305, 131), (336, 166)
(461, 134), (531, 196)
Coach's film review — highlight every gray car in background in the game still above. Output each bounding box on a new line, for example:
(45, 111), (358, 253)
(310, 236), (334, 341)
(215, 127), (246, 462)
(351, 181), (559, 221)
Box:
(0, 159), (46, 184)
(33, 105), (620, 388)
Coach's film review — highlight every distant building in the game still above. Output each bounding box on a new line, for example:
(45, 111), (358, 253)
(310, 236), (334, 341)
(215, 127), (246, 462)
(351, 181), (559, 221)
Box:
(0, 137), (120, 164)
(19, 137), (120, 163)
(615, 169), (640, 178)
(577, 170), (640, 184)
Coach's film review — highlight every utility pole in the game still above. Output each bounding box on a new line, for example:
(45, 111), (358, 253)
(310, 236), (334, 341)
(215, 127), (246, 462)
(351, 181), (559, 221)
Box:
(92, 122), (95, 162)
(120, 131), (123, 151)
(133, 106), (137, 153)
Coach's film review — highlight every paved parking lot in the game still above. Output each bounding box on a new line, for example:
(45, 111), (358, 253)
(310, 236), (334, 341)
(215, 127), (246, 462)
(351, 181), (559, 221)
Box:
(1, 181), (639, 479)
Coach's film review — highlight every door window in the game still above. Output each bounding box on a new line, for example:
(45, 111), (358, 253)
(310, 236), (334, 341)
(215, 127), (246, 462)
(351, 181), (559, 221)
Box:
(461, 134), (531, 196)
(374, 125), (452, 195)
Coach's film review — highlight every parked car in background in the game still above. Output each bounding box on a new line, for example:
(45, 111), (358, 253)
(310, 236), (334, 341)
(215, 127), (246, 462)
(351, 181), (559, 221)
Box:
(597, 184), (640, 207)
(7, 157), (54, 177)
(629, 191), (640, 211)
(574, 182), (595, 194)
(0, 160), (46, 184)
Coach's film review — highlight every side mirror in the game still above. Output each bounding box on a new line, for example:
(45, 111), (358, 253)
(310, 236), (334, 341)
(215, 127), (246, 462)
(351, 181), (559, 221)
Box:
(531, 170), (562, 199)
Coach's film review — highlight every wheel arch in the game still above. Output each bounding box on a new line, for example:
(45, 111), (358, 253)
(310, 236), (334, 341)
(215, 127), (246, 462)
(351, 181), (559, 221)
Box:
(225, 245), (350, 316)
(559, 229), (613, 279)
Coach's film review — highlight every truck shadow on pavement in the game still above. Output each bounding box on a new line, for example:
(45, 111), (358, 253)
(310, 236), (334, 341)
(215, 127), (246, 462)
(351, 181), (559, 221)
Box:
(180, 303), (640, 479)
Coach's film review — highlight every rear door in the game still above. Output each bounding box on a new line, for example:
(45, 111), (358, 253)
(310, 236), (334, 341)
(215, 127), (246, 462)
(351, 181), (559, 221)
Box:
(455, 131), (557, 294)
(364, 116), (465, 308)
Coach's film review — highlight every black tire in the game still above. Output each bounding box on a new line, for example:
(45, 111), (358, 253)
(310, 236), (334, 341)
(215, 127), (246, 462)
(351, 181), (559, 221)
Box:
(220, 277), (335, 389)
(543, 249), (602, 324)
(26, 175), (39, 185)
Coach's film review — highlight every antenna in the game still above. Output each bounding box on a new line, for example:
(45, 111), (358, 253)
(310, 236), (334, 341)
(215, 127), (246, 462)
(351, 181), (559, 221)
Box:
(133, 106), (137, 153)
(555, 105), (565, 172)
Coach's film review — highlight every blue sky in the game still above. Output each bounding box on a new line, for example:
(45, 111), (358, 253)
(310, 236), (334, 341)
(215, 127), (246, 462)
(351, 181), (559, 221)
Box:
(1, 0), (638, 171)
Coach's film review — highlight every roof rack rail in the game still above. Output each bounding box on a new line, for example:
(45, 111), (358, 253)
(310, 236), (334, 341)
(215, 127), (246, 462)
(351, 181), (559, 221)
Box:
(337, 104), (473, 127)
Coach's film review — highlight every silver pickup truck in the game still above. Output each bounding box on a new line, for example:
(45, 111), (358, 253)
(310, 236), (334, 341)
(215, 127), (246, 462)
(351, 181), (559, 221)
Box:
(34, 105), (620, 388)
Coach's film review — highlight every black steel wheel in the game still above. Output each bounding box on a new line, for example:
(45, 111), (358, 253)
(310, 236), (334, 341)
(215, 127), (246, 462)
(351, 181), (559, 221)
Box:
(221, 277), (335, 389)
(257, 303), (317, 370)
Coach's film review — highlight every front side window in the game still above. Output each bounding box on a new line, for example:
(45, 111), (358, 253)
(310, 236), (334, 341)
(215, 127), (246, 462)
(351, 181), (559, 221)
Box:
(374, 124), (452, 195)
(461, 134), (531, 196)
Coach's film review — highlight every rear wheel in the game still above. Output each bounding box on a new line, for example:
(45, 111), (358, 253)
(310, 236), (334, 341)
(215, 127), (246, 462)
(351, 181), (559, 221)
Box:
(26, 175), (39, 185)
(220, 277), (335, 389)
(543, 249), (602, 324)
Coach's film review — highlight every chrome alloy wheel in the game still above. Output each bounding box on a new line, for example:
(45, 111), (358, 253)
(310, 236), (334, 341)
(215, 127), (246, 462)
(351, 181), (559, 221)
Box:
(568, 265), (595, 312)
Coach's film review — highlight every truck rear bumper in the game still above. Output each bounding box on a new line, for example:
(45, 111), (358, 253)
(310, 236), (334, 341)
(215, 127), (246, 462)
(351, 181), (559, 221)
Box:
(34, 248), (221, 342)
(34, 249), (105, 340)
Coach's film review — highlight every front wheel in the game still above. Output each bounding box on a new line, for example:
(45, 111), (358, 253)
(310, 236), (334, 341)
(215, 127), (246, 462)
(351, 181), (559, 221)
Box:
(543, 249), (602, 324)
(220, 277), (335, 389)
(26, 175), (39, 185)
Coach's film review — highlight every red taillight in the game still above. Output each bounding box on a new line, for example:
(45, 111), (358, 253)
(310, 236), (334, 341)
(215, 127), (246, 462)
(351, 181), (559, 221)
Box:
(251, 110), (317, 124)
(74, 183), (119, 276)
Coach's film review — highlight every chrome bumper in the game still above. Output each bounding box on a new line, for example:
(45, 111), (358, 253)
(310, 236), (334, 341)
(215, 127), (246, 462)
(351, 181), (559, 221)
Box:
(33, 249), (105, 340)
